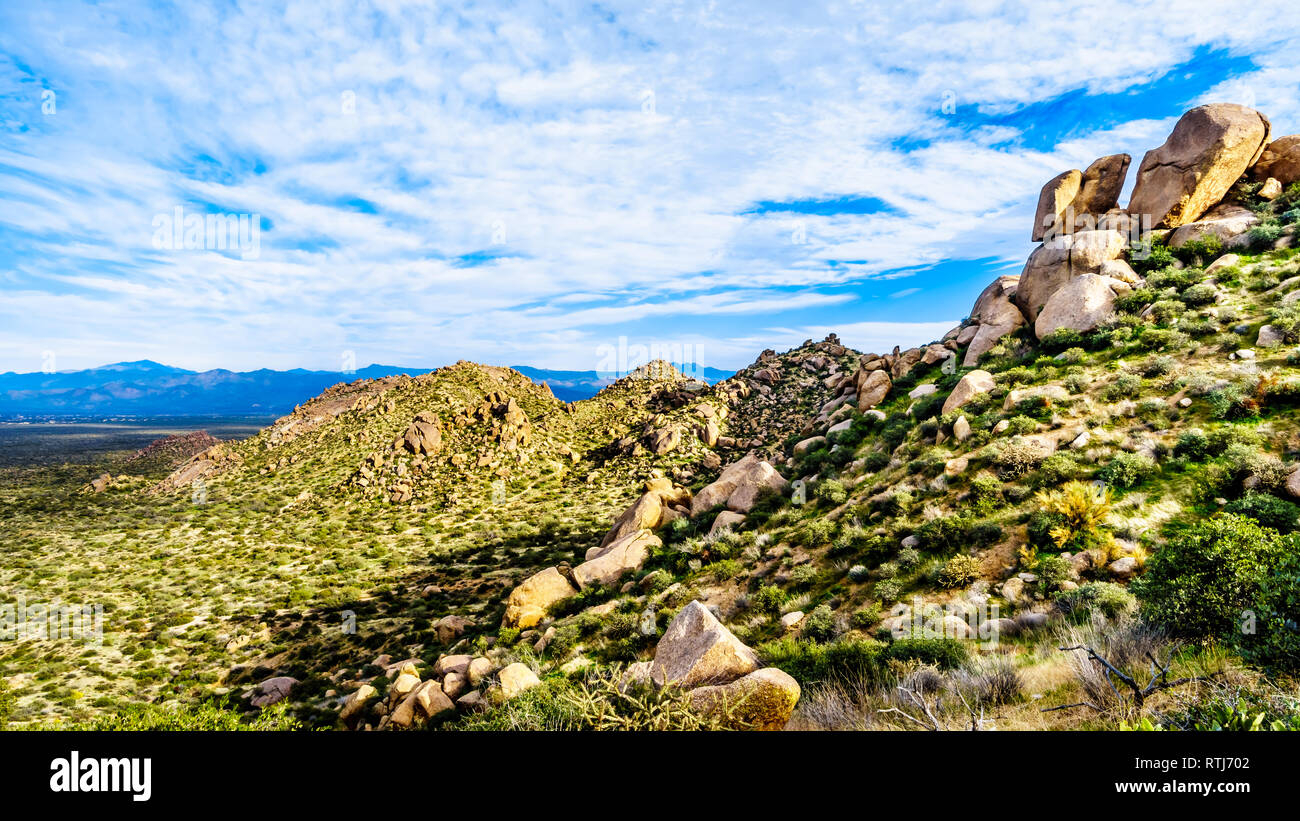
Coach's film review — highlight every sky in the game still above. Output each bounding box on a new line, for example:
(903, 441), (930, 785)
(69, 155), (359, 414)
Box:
(1, 0), (1298, 375)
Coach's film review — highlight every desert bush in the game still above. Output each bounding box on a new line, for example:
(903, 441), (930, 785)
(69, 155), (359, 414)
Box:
(1036, 553), (1073, 592)
(1148, 265), (1203, 290)
(968, 474), (1003, 511)
(1134, 514), (1285, 640)
(1133, 327), (1190, 352)
(1058, 618), (1174, 712)
(0, 679), (14, 730)
(1208, 382), (1261, 420)
(1033, 481), (1114, 554)
(814, 478), (848, 506)
(1054, 581), (1138, 621)
(873, 578), (904, 603)
(1002, 415), (1039, 436)
(885, 637), (969, 670)
(851, 603), (882, 629)
(1268, 307), (1300, 345)
(1098, 452), (1157, 489)
(790, 563), (819, 589)
(750, 584), (787, 616)
(954, 657), (1024, 707)
(758, 637), (886, 685)
(1140, 355), (1175, 377)
(1224, 492), (1300, 534)
(1180, 282), (1218, 307)
(58, 698), (302, 731)
(1173, 429), (1210, 461)
(460, 669), (725, 731)
(1103, 372), (1142, 401)
(1147, 299), (1186, 324)
(990, 438), (1046, 479)
(1242, 549), (1300, 672)
(1034, 453), (1085, 487)
(802, 604), (838, 643)
(937, 554), (981, 589)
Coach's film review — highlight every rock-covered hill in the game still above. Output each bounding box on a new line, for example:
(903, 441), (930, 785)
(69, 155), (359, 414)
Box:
(5, 102), (1300, 732)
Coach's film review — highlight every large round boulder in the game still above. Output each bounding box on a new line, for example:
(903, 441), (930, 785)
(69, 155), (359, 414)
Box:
(1166, 203), (1260, 249)
(1034, 274), (1131, 339)
(687, 667), (801, 730)
(942, 370), (995, 415)
(573, 529), (660, 589)
(1128, 103), (1271, 228)
(1016, 230), (1125, 322)
(650, 600), (760, 688)
(1252, 135), (1300, 186)
(962, 275), (1025, 367)
(504, 566), (578, 628)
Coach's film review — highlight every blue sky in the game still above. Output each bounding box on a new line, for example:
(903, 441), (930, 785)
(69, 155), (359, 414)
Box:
(1, 1), (1297, 374)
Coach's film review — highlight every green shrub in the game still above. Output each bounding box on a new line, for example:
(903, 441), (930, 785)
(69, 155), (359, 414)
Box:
(1055, 581), (1138, 620)
(1103, 373), (1142, 401)
(1116, 287), (1157, 314)
(1169, 235), (1222, 266)
(1003, 415), (1039, 436)
(1035, 453), (1085, 486)
(758, 637), (885, 685)
(1134, 514), (1285, 640)
(1098, 452), (1157, 489)
(1036, 554), (1073, 591)
(884, 637), (969, 670)
(751, 584), (787, 616)
(1224, 492), (1300, 534)
(790, 563), (819, 589)
(851, 603), (882, 629)
(990, 438), (1046, 479)
(801, 604), (837, 643)
(1270, 305), (1300, 344)
(1247, 222), (1284, 249)
(1038, 328), (1085, 353)
(1131, 242), (1175, 275)
(1134, 327), (1190, 352)
(58, 698), (302, 731)
(1208, 382), (1261, 420)
(1180, 282), (1218, 307)
(938, 554), (981, 588)
(1242, 547), (1300, 672)
(1148, 299), (1186, 324)
(814, 478), (848, 506)
(0, 679), (14, 730)
(873, 578), (904, 603)
(968, 474), (1003, 511)
(1174, 429), (1210, 461)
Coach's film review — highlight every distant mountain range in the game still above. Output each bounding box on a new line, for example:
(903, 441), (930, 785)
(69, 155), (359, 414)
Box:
(0, 360), (733, 418)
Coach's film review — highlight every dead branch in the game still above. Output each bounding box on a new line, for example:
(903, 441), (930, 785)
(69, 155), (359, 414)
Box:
(1044, 644), (1220, 715)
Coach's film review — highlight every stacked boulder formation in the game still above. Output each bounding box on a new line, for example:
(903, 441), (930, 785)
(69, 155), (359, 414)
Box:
(949, 103), (1290, 361)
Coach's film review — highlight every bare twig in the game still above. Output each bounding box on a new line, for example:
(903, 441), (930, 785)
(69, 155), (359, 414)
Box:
(1046, 644), (1219, 715)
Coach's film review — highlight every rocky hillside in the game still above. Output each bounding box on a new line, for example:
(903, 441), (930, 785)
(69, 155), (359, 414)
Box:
(4, 103), (1300, 732)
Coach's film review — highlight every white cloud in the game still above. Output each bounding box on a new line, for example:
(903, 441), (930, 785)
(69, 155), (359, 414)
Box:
(0, 0), (1297, 373)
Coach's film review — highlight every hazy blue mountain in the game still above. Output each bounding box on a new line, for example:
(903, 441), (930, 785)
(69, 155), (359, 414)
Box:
(0, 360), (732, 418)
